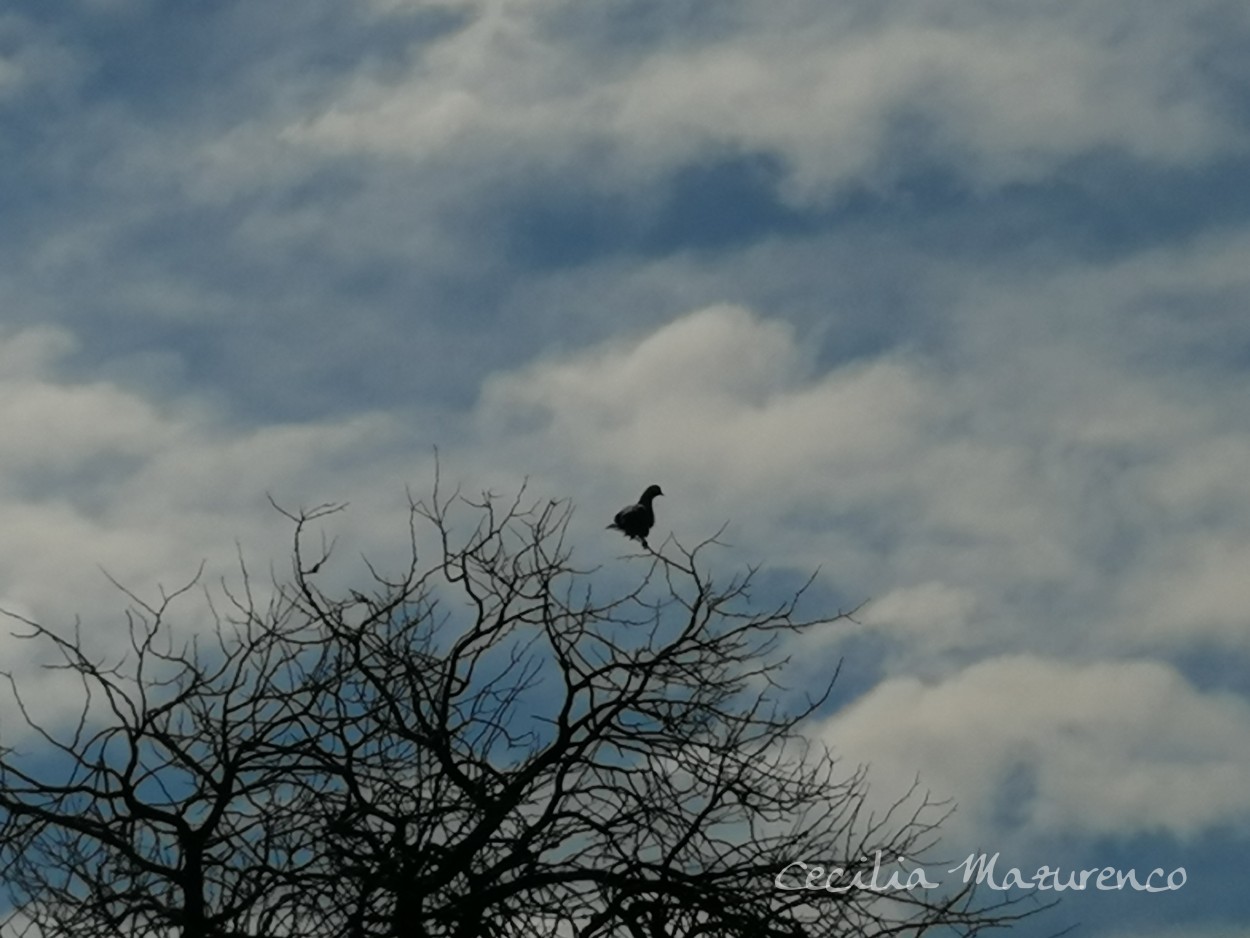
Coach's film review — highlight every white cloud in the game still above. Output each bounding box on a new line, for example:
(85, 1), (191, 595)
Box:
(475, 302), (969, 599)
(861, 580), (979, 653)
(0, 326), (415, 656)
(470, 305), (989, 598)
(479, 303), (944, 490)
(1120, 534), (1250, 649)
(287, 0), (1248, 201)
(818, 655), (1250, 843)
(472, 280), (1250, 667)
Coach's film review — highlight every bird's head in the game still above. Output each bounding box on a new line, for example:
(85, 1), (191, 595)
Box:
(642, 484), (664, 501)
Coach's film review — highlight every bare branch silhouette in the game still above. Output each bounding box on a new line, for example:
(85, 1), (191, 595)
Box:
(1, 482), (1039, 937)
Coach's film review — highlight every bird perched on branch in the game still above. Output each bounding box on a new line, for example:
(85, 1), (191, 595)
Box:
(607, 484), (663, 548)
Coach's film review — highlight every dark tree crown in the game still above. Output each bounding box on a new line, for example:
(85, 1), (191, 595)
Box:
(0, 479), (1037, 938)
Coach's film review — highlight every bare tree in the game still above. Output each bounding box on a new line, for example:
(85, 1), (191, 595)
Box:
(0, 480), (1035, 937)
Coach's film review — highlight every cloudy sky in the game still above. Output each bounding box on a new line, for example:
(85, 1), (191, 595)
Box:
(3, 0), (1250, 934)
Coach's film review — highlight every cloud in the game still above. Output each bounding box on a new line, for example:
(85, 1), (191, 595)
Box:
(463, 219), (1250, 715)
(479, 302), (943, 490)
(0, 322), (462, 742)
(0, 12), (82, 104)
(287, 0), (1249, 202)
(0, 325), (414, 633)
(861, 581), (980, 653)
(0, 6), (1247, 936)
(817, 655), (1250, 843)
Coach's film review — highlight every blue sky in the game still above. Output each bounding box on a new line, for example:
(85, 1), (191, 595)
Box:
(2, 1), (1250, 935)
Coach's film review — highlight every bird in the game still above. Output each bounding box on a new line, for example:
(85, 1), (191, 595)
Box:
(607, 484), (663, 548)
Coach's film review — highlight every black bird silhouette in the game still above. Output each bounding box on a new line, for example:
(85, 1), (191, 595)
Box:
(607, 484), (663, 548)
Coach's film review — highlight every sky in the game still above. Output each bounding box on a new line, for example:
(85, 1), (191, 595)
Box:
(2, 0), (1250, 935)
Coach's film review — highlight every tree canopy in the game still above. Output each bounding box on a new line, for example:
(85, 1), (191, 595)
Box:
(0, 481), (1030, 937)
